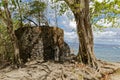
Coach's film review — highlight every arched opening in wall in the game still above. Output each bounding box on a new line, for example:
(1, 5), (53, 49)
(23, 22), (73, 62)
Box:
(94, 28), (120, 62)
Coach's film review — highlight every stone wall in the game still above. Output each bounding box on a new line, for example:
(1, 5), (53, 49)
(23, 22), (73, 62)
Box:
(15, 26), (70, 63)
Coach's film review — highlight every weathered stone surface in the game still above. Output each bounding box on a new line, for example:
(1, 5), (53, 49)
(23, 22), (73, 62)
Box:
(15, 26), (70, 63)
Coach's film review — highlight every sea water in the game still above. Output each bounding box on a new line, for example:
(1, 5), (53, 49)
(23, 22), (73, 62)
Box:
(69, 42), (120, 62)
(94, 44), (120, 62)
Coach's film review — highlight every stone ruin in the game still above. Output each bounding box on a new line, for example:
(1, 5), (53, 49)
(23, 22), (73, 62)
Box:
(15, 26), (71, 63)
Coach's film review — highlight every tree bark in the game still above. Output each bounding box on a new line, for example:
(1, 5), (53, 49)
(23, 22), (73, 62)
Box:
(3, 0), (21, 66)
(16, 0), (23, 27)
(65, 0), (98, 68)
(38, 12), (41, 26)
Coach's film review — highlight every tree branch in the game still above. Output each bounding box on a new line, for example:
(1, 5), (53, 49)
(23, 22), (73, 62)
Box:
(23, 16), (38, 26)
(64, 0), (74, 6)
(63, 0), (77, 14)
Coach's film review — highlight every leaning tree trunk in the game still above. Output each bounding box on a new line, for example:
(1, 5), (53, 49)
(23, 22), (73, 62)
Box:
(72, 0), (98, 68)
(3, 0), (21, 66)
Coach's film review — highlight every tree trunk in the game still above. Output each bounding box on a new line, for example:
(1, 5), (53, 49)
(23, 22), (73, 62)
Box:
(38, 12), (41, 26)
(16, 0), (23, 27)
(72, 0), (98, 68)
(3, 0), (21, 66)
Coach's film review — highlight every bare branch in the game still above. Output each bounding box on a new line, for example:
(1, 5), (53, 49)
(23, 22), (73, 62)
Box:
(23, 16), (38, 26)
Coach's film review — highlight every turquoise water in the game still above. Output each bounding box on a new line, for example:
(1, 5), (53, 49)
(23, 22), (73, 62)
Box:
(69, 42), (120, 62)
(94, 44), (120, 62)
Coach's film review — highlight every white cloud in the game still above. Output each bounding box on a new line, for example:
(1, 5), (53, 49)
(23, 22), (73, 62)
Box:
(64, 31), (78, 42)
(69, 20), (76, 29)
(94, 31), (117, 38)
(94, 28), (120, 45)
